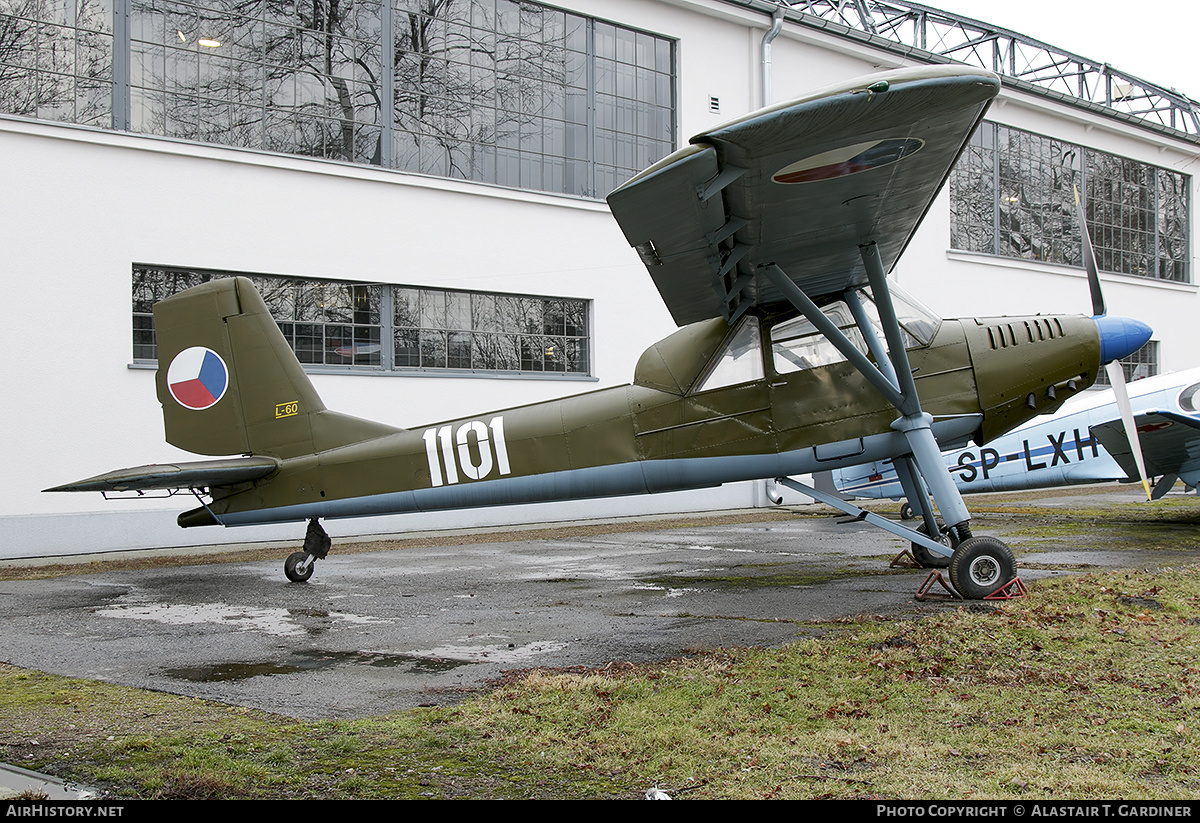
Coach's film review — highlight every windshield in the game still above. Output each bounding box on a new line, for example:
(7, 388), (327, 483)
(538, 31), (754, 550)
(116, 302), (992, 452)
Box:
(768, 283), (940, 376)
(855, 282), (941, 347)
(695, 319), (764, 392)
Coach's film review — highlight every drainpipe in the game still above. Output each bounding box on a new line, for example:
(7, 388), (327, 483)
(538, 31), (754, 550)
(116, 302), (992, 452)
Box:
(760, 5), (785, 108)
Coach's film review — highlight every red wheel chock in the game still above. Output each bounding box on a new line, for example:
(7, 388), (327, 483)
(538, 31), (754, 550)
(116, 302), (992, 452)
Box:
(915, 571), (960, 601)
(915, 573), (1028, 601)
(984, 577), (1028, 600)
(889, 548), (922, 569)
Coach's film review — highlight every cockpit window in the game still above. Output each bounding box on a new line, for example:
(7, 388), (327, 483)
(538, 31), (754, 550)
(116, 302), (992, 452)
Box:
(1179, 382), (1200, 412)
(694, 319), (764, 392)
(768, 284), (940, 376)
(770, 302), (866, 374)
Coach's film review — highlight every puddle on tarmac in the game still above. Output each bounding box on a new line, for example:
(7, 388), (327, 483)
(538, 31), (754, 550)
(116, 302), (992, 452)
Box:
(630, 582), (696, 598)
(164, 649), (469, 682)
(410, 637), (568, 664)
(94, 602), (388, 637)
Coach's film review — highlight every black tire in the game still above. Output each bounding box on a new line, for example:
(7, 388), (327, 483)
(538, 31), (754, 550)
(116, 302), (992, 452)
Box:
(285, 551), (314, 583)
(911, 520), (953, 568)
(949, 536), (1016, 599)
(899, 503), (914, 520)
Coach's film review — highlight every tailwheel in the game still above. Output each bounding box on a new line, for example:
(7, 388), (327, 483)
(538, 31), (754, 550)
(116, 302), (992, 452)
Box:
(949, 536), (1016, 600)
(285, 551), (314, 583)
(911, 520), (955, 569)
(284, 518), (332, 583)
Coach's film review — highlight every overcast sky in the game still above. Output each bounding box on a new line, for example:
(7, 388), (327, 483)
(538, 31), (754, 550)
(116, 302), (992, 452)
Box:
(917, 0), (1195, 99)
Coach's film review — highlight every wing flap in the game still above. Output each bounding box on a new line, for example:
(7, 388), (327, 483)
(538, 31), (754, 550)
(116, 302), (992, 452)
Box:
(608, 65), (1000, 326)
(606, 144), (735, 326)
(45, 456), (280, 493)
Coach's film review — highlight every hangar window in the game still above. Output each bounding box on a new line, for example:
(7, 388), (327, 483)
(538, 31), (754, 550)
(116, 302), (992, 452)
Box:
(0, 0), (113, 126)
(951, 123), (1190, 283)
(133, 265), (591, 377)
(0, 0), (675, 199)
(1094, 340), (1159, 386)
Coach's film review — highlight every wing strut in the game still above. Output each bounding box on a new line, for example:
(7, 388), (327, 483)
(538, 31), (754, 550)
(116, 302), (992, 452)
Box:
(761, 241), (974, 544)
(860, 241), (972, 540)
(844, 286), (945, 536)
(761, 264), (904, 408)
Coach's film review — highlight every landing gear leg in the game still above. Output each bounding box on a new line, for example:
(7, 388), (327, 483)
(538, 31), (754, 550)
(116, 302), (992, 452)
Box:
(911, 520), (954, 568)
(285, 518), (331, 583)
(762, 248), (1017, 600)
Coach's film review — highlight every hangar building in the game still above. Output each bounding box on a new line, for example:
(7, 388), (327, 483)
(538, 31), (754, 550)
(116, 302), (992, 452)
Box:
(2, 0), (1196, 557)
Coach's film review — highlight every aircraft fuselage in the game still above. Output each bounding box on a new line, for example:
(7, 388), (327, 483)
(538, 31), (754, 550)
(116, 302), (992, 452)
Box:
(182, 307), (1100, 528)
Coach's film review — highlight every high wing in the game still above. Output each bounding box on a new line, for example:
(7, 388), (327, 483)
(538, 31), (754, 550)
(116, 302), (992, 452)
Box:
(606, 65), (999, 326)
(45, 456), (280, 494)
(1091, 411), (1200, 492)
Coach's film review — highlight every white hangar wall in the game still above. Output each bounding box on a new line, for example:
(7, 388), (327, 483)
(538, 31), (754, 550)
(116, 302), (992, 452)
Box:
(1, 118), (770, 557)
(1, 0), (1195, 557)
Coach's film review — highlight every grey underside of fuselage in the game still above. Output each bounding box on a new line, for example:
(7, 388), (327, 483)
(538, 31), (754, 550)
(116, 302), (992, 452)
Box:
(211, 415), (981, 527)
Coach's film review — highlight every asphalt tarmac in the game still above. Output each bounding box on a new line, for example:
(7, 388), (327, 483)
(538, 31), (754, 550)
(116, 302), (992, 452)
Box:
(0, 485), (1193, 727)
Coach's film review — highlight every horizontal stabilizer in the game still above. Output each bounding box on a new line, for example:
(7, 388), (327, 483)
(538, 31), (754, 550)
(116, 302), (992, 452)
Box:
(44, 456), (280, 493)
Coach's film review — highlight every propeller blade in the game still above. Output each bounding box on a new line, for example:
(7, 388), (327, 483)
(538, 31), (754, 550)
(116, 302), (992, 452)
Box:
(1076, 185), (1149, 500)
(1074, 185), (1106, 317)
(1105, 359), (1152, 501)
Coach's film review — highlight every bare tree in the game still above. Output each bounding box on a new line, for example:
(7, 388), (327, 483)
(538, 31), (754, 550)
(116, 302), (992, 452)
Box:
(1, 0), (113, 124)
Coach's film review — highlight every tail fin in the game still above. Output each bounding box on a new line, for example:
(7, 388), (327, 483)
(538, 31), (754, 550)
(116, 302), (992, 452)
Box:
(154, 277), (400, 459)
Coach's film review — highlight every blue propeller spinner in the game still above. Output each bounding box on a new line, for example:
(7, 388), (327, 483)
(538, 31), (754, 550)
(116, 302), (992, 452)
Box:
(1095, 314), (1153, 366)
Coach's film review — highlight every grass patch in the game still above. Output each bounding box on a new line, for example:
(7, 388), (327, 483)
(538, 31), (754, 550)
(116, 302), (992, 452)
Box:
(3, 565), (1198, 799)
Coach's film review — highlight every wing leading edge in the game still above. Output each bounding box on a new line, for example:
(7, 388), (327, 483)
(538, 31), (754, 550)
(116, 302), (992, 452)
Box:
(607, 65), (1001, 327)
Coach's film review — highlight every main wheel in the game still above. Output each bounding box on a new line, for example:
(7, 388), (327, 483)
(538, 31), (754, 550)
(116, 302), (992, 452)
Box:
(911, 520), (954, 568)
(949, 536), (1016, 599)
(899, 502), (914, 520)
(285, 551), (314, 583)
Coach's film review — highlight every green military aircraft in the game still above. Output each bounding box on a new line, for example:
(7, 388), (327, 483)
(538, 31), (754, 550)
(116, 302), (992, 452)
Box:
(48, 65), (1151, 598)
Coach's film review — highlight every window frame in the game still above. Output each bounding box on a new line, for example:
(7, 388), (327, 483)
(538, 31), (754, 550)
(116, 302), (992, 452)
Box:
(2, 0), (677, 200)
(1094, 340), (1160, 387)
(692, 317), (764, 393)
(950, 122), (1190, 284)
(132, 264), (593, 379)
(769, 302), (866, 376)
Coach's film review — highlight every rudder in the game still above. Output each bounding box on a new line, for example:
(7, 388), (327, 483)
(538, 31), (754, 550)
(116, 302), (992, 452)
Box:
(154, 277), (398, 459)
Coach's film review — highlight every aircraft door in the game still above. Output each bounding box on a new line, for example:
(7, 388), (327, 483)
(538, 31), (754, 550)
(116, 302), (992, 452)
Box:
(634, 319), (775, 461)
(766, 305), (892, 454)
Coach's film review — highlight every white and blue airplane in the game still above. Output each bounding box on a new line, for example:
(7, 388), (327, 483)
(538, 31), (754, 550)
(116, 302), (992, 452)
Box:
(833, 367), (1200, 515)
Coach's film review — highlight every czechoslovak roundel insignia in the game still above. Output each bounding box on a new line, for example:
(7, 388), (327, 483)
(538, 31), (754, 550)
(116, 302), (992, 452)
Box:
(167, 347), (229, 410)
(772, 138), (924, 184)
